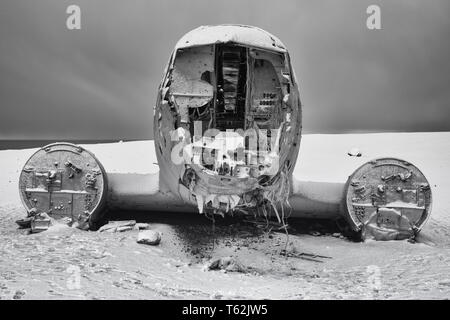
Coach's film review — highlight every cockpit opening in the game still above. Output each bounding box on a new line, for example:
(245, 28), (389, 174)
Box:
(160, 42), (295, 179)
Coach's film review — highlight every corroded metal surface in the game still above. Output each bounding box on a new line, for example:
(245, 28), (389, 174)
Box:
(154, 25), (301, 217)
(18, 143), (107, 227)
(343, 158), (432, 240)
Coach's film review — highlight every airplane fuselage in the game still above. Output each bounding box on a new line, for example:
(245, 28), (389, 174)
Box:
(153, 25), (302, 217)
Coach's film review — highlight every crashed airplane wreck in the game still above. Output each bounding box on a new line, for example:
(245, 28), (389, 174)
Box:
(18, 25), (432, 241)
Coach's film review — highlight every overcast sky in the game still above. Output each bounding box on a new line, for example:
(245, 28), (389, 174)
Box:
(0, 0), (449, 140)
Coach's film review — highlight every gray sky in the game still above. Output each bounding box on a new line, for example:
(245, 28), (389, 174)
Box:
(0, 0), (449, 140)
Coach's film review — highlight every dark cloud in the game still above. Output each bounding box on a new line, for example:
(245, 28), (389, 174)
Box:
(0, 0), (449, 139)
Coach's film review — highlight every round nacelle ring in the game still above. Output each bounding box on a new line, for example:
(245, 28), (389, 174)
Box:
(342, 157), (432, 240)
(18, 142), (108, 229)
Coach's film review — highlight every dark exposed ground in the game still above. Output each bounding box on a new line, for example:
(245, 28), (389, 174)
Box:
(1, 205), (449, 300)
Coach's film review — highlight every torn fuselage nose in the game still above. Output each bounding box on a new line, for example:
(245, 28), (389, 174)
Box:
(154, 26), (302, 216)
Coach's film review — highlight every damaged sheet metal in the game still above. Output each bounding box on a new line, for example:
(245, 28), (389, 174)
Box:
(173, 25), (287, 54)
(153, 25), (302, 218)
(342, 158), (432, 240)
(18, 142), (108, 229)
(30, 212), (52, 233)
(170, 45), (214, 126)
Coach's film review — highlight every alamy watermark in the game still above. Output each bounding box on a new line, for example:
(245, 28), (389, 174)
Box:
(65, 4), (382, 31)
(169, 121), (282, 172)
(367, 5), (382, 30)
(66, 5), (81, 30)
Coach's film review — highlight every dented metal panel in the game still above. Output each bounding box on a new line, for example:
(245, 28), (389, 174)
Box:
(171, 46), (214, 121)
(248, 49), (285, 129)
(18, 143), (108, 226)
(343, 158), (432, 240)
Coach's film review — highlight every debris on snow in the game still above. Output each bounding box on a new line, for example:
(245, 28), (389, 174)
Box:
(137, 230), (162, 245)
(98, 220), (136, 233)
(204, 256), (246, 272)
(347, 147), (362, 157)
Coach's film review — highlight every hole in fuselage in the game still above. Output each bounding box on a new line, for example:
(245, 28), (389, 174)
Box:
(215, 45), (247, 131)
(170, 43), (289, 177)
